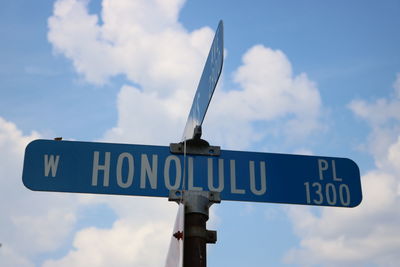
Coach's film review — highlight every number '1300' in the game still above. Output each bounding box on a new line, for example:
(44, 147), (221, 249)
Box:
(304, 182), (351, 206)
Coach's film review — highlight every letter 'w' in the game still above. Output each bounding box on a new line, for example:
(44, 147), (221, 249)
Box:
(44, 154), (60, 177)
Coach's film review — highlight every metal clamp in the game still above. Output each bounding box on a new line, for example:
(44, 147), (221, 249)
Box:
(169, 190), (221, 217)
(170, 125), (221, 156)
(184, 227), (217, 244)
(170, 142), (220, 156)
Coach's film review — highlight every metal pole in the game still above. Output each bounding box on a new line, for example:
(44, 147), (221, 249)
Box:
(169, 190), (220, 267)
(184, 212), (207, 266)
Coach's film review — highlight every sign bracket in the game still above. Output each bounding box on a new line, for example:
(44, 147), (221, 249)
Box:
(170, 125), (220, 156)
(169, 190), (221, 267)
(169, 123), (222, 266)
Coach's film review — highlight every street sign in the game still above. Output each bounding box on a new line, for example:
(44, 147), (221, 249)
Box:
(182, 20), (224, 141)
(23, 139), (362, 207)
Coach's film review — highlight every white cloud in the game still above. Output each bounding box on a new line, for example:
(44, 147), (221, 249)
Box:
(285, 74), (400, 267)
(0, 245), (34, 267)
(232, 45), (320, 121)
(102, 85), (186, 145)
(11, 209), (76, 251)
(349, 73), (400, 168)
(43, 219), (171, 267)
(48, 0), (117, 84)
(0, 117), (39, 161)
(99, 45), (322, 151)
(101, 44), (323, 150)
(388, 136), (400, 172)
(394, 73), (400, 98)
(349, 98), (400, 128)
(48, 0), (212, 96)
(206, 45), (322, 149)
(0, 117), (80, 265)
(48, 0), (323, 149)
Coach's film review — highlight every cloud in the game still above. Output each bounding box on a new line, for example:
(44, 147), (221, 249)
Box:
(232, 45), (320, 121)
(48, 0), (212, 96)
(349, 73), (400, 168)
(394, 73), (400, 98)
(43, 219), (172, 267)
(48, 0), (323, 149)
(0, 245), (34, 267)
(48, 0), (116, 84)
(388, 136), (400, 172)
(102, 45), (323, 149)
(206, 45), (322, 148)
(0, 117), (80, 265)
(102, 85), (187, 145)
(285, 74), (400, 267)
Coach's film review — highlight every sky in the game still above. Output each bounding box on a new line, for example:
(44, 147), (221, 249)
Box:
(1, 0), (400, 266)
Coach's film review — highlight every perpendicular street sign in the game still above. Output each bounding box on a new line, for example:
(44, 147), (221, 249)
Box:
(23, 139), (362, 207)
(182, 20), (224, 141)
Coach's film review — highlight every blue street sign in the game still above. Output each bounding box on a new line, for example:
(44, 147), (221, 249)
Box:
(182, 20), (224, 141)
(23, 140), (362, 207)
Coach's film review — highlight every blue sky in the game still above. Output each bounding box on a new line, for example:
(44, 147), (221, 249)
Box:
(1, 0), (400, 266)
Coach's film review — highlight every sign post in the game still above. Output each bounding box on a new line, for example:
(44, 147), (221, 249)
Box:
(174, 20), (224, 267)
(173, 20), (224, 267)
(22, 20), (362, 267)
